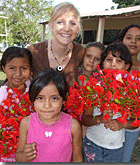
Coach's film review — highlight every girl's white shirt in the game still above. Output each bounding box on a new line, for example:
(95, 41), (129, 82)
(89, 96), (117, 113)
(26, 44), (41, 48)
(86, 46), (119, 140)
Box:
(86, 73), (139, 149)
(86, 107), (125, 149)
(86, 80), (125, 150)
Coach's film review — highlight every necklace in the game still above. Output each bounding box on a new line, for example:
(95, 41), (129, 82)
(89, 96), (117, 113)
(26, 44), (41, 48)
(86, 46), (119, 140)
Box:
(50, 41), (72, 72)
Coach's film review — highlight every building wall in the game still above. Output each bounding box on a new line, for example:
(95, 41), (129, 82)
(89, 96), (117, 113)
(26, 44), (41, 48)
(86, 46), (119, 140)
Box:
(82, 15), (140, 44)
(105, 16), (140, 30)
(82, 16), (140, 31)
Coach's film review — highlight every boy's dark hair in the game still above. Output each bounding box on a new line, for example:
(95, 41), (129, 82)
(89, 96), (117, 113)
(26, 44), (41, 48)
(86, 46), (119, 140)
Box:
(85, 42), (105, 52)
(99, 42), (132, 71)
(117, 24), (140, 42)
(1, 46), (32, 71)
(29, 68), (68, 102)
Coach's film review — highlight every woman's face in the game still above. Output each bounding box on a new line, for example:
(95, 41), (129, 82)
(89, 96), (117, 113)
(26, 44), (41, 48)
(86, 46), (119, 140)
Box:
(52, 11), (80, 46)
(123, 27), (140, 56)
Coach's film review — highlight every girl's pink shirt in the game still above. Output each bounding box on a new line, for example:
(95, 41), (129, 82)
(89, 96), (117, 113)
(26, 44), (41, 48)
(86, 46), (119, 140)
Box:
(27, 112), (73, 162)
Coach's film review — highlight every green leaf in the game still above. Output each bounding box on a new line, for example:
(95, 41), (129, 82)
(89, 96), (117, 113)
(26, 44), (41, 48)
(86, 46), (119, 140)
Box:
(20, 99), (25, 104)
(11, 110), (15, 113)
(74, 105), (77, 108)
(85, 76), (89, 81)
(0, 129), (3, 133)
(23, 108), (26, 111)
(114, 99), (121, 104)
(87, 86), (93, 92)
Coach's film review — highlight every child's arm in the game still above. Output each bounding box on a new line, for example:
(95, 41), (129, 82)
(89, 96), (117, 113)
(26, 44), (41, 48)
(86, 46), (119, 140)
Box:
(16, 116), (37, 162)
(71, 118), (83, 162)
(104, 118), (138, 131)
(81, 108), (113, 127)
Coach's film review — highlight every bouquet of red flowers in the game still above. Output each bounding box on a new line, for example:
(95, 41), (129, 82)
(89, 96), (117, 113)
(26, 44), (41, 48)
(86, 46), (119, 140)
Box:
(0, 88), (34, 158)
(64, 67), (140, 127)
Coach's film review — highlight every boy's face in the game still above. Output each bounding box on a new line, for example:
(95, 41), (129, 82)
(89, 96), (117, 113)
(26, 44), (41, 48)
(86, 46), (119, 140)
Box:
(103, 51), (129, 70)
(82, 46), (101, 76)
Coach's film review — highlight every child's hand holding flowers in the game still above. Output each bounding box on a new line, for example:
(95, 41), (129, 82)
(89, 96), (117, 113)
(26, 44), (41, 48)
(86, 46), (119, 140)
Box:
(64, 66), (140, 127)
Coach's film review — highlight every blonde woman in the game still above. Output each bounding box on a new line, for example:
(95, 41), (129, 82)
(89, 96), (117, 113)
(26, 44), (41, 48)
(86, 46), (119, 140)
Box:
(28, 2), (85, 87)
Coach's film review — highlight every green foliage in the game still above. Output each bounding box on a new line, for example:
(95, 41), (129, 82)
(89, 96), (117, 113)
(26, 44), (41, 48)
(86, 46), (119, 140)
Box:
(1, 0), (53, 46)
(0, 17), (5, 34)
(0, 17), (6, 43)
(113, 0), (140, 8)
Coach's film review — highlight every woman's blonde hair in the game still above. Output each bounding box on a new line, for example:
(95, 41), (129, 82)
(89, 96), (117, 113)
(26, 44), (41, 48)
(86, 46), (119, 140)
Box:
(48, 2), (83, 41)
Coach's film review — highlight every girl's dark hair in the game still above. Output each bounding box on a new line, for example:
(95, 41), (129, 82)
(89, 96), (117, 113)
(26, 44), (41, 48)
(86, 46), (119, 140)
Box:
(85, 42), (105, 52)
(117, 24), (140, 42)
(99, 42), (132, 71)
(1, 46), (32, 71)
(29, 69), (68, 102)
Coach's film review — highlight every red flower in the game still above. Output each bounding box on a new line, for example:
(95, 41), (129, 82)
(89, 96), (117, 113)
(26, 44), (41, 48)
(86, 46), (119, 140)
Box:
(79, 75), (86, 85)
(2, 100), (10, 106)
(0, 113), (5, 121)
(106, 91), (112, 101)
(17, 116), (23, 122)
(131, 117), (140, 127)
(110, 103), (119, 115)
(103, 113), (110, 121)
(0, 88), (34, 158)
(113, 91), (122, 100)
(117, 115), (127, 125)
(94, 86), (104, 95)
(64, 68), (140, 126)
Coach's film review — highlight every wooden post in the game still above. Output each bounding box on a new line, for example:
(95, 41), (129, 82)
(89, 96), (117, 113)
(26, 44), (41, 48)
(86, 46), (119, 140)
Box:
(96, 17), (105, 43)
(0, 16), (8, 47)
(42, 24), (46, 41)
(4, 18), (8, 47)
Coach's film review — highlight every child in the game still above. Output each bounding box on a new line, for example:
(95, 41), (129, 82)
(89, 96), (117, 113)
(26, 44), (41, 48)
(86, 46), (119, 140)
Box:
(117, 24), (140, 162)
(76, 42), (105, 139)
(16, 69), (83, 162)
(82, 42), (136, 163)
(77, 42), (105, 85)
(0, 46), (33, 162)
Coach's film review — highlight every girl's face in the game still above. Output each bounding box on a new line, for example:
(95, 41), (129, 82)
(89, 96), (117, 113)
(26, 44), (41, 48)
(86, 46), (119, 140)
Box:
(34, 82), (64, 124)
(103, 51), (129, 70)
(52, 11), (80, 46)
(123, 27), (140, 56)
(82, 46), (101, 76)
(2, 57), (30, 90)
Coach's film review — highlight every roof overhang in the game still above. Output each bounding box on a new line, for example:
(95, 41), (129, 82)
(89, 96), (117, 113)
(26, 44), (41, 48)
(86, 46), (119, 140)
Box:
(39, 5), (140, 25)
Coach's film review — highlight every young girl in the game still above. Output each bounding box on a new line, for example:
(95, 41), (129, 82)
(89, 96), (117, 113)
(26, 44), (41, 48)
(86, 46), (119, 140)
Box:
(77, 42), (105, 85)
(0, 46), (33, 162)
(76, 42), (105, 139)
(16, 69), (83, 162)
(82, 42), (137, 163)
(117, 24), (140, 162)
